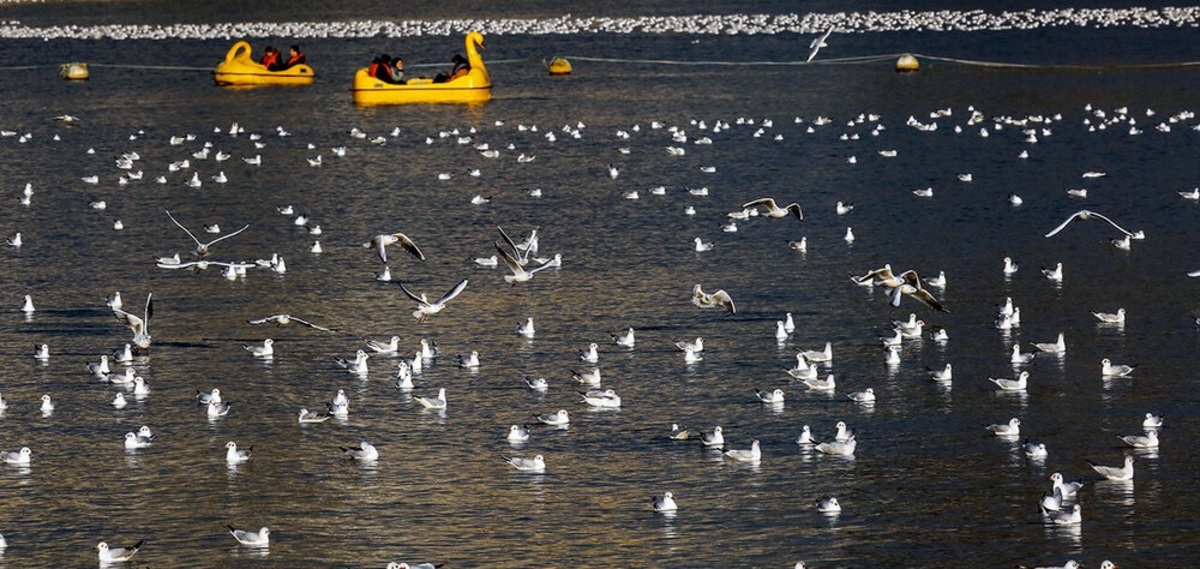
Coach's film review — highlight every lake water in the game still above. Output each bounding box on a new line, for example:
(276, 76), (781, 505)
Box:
(0, 3), (1199, 568)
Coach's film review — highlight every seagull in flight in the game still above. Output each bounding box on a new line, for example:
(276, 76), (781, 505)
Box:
(248, 314), (333, 331)
(692, 284), (736, 313)
(807, 26), (835, 63)
(1044, 209), (1136, 238)
(111, 292), (153, 350)
(742, 197), (803, 220)
(363, 232), (425, 264)
(165, 209), (249, 258)
(398, 279), (468, 323)
(495, 241), (556, 285)
(885, 270), (948, 313)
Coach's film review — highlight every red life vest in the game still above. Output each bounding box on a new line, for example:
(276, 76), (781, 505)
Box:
(260, 52), (280, 69)
(370, 61), (392, 81)
(286, 53), (305, 67)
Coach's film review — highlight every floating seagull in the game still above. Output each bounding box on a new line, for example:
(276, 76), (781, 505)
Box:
(111, 292), (153, 350)
(366, 335), (401, 354)
(244, 338), (274, 358)
(611, 327), (635, 347)
(123, 432), (151, 450)
(652, 491), (678, 512)
(691, 284), (736, 313)
(928, 363), (953, 381)
(225, 441), (252, 464)
(340, 441), (379, 460)
(506, 454), (546, 472)
(334, 350), (370, 374)
(507, 424), (531, 443)
(536, 409), (571, 426)
(701, 426), (725, 447)
(1041, 262), (1064, 282)
(815, 437), (856, 455)
(1092, 308), (1126, 324)
(847, 388), (876, 402)
(985, 417), (1021, 436)
(581, 388), (621, 408)
(165, 209), (249, 258)
(1003, 256), (1019, 275)
(224, 524), (270, 547)
(363, 232), (425, 264)
(723, 439), (762, 462)
(207, 400), (232, 417)
(756, 388), (786, 403)
(742, 197), (803, 220)
(248, 314), (332, 331)
(1101, 358), (1136, 377)
(415, 387), (447, 410)
(806, 26), (834, 62)
(1023, 439), (1048, 459)
(1049, 472), (1084, 500)
(1011, 344), (1036, 364)
(1042, 503), (1082, 526)
(1031, 333), (1066, 354)
(399, 279), (468, 323)
(1, 447), (31, 465)
(297, 408), (331, 423)
(1117, 430), (1158, 448)
(96, 540), (143, 563)
(1044, 209), (1136, 238)
(1087, 455), (1134, 481)
(989, 371), (1029, 390)
(816, 496), (841, 513)
(1143, 413), (1164, 428)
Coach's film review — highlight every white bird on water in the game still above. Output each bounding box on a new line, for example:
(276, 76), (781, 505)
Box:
(724, 439), (761, 462)
(652, 491), (678, 512)
(506, 454), (546, 472)
(225, 524), (270, 547)
(1101, 358), (1136, 377)
(340, 441), (379, 461)
(986, 417), (1021, 436)
(415, 387), (447, 410)
(1031, 333), (1066, 354)
(225, 441), (252, 464)
(96, 540), (143, 563)
(1087, 455), (1134, 481)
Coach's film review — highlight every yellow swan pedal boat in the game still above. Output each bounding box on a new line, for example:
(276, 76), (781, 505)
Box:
(213, 41), (315, 87)
(352, 31), (492, 106)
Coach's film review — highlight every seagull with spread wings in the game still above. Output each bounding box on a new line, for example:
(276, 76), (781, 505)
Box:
(363, 232), (425, 264)
(165, 209), (249, 258)
(398, 279), (468, 323)
(248, 314), (333, 331)
(112, 292), (153, 350)
(807, 26), (835, 63)
(1044, 209), (1139, 238)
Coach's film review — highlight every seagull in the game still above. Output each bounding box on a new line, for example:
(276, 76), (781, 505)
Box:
(1101, 358), (1136, 377)
(1031, 333), (1066, 354)
(743, 197), (803, 220)
(1044, 209), (1136, 238)
(1093, 308), (1126, 323)
(652, 491), (678, 512)
(799, 342), (833, 363)
(724, 439), (762, 462)
(836, 201), (854, 215)
(1011, 344), (1036, 364)
(248, 314), (333, 331)
(225, 441), (252, 464)
(847, 388), (876, 402)
(1003, 256), (1019, 275)
(1143, 413), (1164, 428)
(415, 387), (447, 410)
(701, 426), (725, 447)
(806, 26), (834, 63)
(611, 327), (635, 347)
(815, 436), (856, 455)
(363, 233), (425, 264)
(297, 408), (331, 423)
(1019, 560), (1081, 569)
(208, 400), (232, 418)
(1, 447), (31, 465)
(1049, 472), (1084, 499)
(1041, 263), (1064, 282)
(39, 394), (54, 414)
(507, 424), (531, 443)
(669, 424), (699, 441)
(1023, 439), (1049, 459)
(340, 441), (379, 460)
(816, 497), (842, 513)
(334, 350), (370, 374)
(928, 363), (953, 381)
(196, 388), (221, 405)
(989, 371), (1029, 391)
(495, 241), (556, 285)
(165, 209), (249, 258)
(1087, 455), (1134, 480)
(801, 374), (836, 391)
(536, 409), (571, 426)
(244, 338), (274, 358)
(985, 417), (1021, 436)
(111, 292), (153, 350)
(506, 454), (546, 472)
(96, 540), (144, 563)
(399, 279), (468, 323)
(366, 336), (401, 354)
(123, 432), (151, 450)
(691, 284), (736, 313)
(886, 271), (949, 312)
(581, 388), (621, 408)
(1117, 430), (1158, 448)
(1042, 503), (1082, 525)
(225, 525), (270, 547)
(756, 388), (786, 403)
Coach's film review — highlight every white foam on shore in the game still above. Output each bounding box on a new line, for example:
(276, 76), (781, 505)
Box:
(1, 6), (1198, 40)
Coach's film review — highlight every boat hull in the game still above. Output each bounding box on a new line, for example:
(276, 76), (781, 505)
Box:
(351, 69), (491, 105)
(213, 41), (315, 87)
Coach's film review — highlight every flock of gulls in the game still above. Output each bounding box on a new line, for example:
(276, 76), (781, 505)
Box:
(1, 15), (1199, 568)
(1, 6), (1200, 41)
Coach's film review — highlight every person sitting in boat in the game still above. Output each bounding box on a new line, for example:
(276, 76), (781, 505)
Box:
(433, 54), (469, 83)
(368, 53), (394, 82)
(283, 44), (307, 69)
(259, 46), (282, 70)
(387, 57), (408, 84)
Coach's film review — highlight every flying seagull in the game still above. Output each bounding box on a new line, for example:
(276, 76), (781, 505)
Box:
(807, 26), (835, 63)
(165, 209), (249, 258)
(1044, 209), (1136, 238)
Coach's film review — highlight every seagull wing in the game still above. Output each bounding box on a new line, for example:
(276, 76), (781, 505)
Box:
(288, 316), (333, 332)
(742, 197), (777, 211)
(247, 315), (278, 325)
(390, 232), (426, 260)
(910, 287), (949, 313)
(165, 209), (202, 247)
(435, 279), (469, 305)
(1084, 211), (1134, 236)
(495, 241), (527, 276)
(496, 225), (526, 263)
(1044, 211), (1084, 237)
(396, 281), (426, 304)
(112, 307), (145, 334)
(710, 289), (736, 313)
(203, 223), (251, 248)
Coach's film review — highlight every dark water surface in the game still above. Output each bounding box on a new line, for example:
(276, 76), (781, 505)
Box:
(0, 3), (1199, 568)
